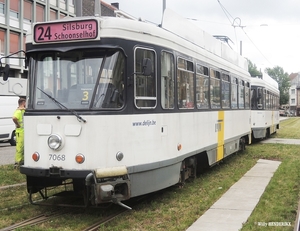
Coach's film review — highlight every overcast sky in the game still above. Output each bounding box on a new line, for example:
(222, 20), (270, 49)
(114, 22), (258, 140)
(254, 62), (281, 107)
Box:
(104, 0), (300, 74)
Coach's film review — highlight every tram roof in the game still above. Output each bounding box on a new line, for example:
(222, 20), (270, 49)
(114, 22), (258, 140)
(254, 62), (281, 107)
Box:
(161, 9), (248, 71)
(251, 73), (279, 93)
(27, 9), (248, 73)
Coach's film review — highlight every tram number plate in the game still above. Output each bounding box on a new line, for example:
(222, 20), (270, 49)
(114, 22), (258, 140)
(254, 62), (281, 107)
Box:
(49, 154), (66, 161)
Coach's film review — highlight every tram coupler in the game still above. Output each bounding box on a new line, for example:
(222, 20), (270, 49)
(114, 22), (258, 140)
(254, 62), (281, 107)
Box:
(112, 198), (132, 210)
(87, 166), (131, 208)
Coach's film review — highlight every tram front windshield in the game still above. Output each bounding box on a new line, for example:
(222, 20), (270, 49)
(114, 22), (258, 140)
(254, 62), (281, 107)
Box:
(29, 49), (125, 110)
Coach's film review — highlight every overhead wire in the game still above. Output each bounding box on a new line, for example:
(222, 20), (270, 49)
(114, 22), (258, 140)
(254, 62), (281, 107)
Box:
(241, 27), (273, 66)
(217, 0), (239, 51)
(217, 0), (234, 25)
(217, 0), (273, 66)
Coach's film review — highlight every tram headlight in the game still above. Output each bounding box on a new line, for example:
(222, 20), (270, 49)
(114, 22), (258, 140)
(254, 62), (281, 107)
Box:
(48, 134), (62, 150)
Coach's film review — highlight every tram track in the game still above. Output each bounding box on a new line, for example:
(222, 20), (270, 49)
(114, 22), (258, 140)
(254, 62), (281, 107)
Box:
(2, 207), (128, 231)
(0, 192), (155, 231)
(82, 193), (159, 231)
(0, 208), (69, 231)
(0, 182), (26, 191)
(82, 209), (128, 231)
(1, 205), (128, 231)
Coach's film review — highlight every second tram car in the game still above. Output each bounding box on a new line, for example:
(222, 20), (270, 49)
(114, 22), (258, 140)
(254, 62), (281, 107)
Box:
(251, 73), (280, 140)
(16, 9), (255, 208)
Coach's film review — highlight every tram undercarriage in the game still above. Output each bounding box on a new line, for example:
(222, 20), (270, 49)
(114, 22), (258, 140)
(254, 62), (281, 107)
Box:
(26, 166), (132, 209)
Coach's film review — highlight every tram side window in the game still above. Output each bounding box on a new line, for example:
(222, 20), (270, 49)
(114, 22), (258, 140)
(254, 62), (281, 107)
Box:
(263, 89), (266, 109)
(210, 69), (220, 109)
(134, 48), (156, 109)
(161, 51), (175, 109)
(257, 87), (263, 109)
(251, 86), (263, 110)
(221, 73), (230, 109)
(251, 88), (256, 109)
(239, 80), (245, 109)
(265, 91), (268, 109)
(177, 58), (194, 109)
(196, 64), (209, 109)
(231, 77), (238, 109)
(270, 93), (273, 110)
(266, 91), (270, 109)
(245, 82), (250, 109)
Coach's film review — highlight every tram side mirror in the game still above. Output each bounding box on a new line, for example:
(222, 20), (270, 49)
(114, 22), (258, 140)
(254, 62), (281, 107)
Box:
(24, 57), (28, 69)
(142, 58), (152, 76)
(3, 64), (10, 81)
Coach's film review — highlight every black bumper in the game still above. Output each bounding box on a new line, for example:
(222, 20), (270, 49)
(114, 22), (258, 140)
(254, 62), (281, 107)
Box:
(20, 166), (92, 178)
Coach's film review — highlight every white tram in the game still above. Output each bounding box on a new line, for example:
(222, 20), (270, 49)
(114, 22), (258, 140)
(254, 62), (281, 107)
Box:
(250, 73), (280, 139)
(17, 9), (252, 208)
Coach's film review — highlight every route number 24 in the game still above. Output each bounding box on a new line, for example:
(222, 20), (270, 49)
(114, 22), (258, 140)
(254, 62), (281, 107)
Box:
(36, 26), (52, 41)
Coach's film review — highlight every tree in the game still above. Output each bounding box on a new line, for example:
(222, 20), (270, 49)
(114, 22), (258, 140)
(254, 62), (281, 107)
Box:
(265, 66), (290, 105)
(247, 59), (262, 77)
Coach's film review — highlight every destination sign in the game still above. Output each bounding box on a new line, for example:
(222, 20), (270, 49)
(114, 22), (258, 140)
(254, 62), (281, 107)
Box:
(34, 19), (98, 43)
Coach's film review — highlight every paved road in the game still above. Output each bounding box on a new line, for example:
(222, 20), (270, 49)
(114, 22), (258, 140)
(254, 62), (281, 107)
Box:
(0, 142), (15, 165)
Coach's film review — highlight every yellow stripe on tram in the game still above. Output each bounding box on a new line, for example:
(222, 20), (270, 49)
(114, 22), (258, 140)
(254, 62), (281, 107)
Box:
(271, 110), (275, 133)
(217, 111), (225, 161)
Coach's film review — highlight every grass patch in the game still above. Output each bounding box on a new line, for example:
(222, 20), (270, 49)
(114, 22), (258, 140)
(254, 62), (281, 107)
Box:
(274, 117), (300, 139)
(0, 165), (26, 186)
(241, 144), (299, 231)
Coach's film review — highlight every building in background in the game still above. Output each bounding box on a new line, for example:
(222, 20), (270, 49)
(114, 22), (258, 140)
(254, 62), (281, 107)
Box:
(82, 0), (135, 19)
(0, 0), (131, 79)
(0, 0), (80, 79)
(288, 72), (300, 116)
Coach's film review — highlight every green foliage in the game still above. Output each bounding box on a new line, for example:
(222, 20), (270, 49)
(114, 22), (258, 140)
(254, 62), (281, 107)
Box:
(247, 59), (262, 77)
(265, 66), (290, 105)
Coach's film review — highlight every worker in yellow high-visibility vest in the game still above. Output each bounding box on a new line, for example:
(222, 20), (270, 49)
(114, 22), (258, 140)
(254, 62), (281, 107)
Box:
(12, 97), (26, 168)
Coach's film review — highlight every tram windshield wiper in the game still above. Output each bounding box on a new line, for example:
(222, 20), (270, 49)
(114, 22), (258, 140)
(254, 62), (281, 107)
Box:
(37, 87), (86, 123)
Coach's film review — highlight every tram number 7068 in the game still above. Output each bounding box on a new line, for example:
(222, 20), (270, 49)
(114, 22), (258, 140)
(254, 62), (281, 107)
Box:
(49, 154), (66, 161)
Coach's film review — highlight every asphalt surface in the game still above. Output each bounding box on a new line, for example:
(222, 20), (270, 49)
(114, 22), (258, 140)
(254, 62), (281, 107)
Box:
(0, 142), (15, 165)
